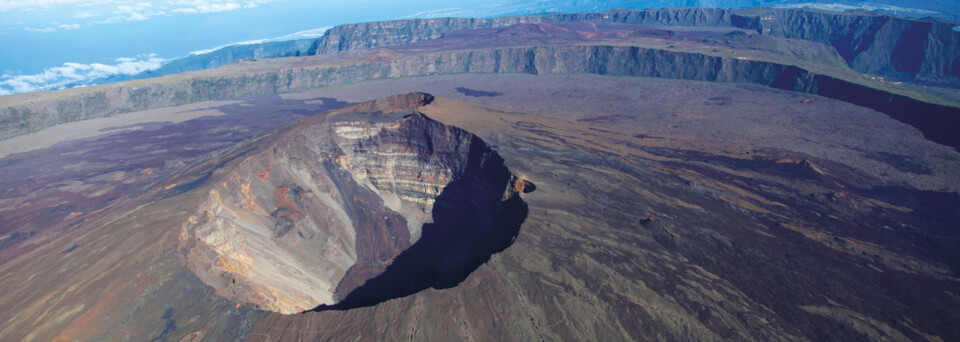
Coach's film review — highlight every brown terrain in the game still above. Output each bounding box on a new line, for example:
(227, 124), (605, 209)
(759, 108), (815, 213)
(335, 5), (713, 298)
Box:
(0, 9), (959, 342)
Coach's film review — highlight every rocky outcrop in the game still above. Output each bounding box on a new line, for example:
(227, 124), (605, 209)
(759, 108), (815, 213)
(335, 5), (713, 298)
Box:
(179, 93), (527, 314)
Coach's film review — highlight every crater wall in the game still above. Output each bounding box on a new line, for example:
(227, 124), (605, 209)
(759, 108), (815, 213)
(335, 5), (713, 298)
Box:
(179, 93), (527, 314)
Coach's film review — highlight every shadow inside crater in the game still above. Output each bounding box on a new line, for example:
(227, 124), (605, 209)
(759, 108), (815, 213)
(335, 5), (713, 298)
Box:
(310, 138), (529, 312)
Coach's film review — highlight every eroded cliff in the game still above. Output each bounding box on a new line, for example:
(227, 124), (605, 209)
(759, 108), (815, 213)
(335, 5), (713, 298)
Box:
(310, 8), (960, 80)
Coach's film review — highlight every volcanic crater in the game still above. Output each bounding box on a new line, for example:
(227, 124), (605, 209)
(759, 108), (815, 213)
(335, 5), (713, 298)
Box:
(179, 93), (529, 314)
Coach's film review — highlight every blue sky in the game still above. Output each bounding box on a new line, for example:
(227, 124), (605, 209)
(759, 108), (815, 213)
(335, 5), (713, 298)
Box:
(0, 0), (477, 73)
(0, 0), (955, 95)
(0, 0), (534, 94)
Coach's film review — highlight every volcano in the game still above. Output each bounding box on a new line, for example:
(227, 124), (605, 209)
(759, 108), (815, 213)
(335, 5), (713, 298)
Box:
(1, 7), (959, 342)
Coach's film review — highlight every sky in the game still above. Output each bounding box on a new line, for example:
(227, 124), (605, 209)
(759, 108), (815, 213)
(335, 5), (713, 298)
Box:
(0, 0), (522, 94)
(0, 0), (955, 95)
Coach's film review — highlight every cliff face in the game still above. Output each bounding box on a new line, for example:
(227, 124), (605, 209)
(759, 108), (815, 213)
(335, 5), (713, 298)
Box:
(306, 9), (731, 56)
(564, 8), (960, 80)
(179, 93), (526, 314)
(737, 9), (960, 80)
(310, 8), (960, 80)
(5, 43), (956, 148)
(312, 18), (494, 55)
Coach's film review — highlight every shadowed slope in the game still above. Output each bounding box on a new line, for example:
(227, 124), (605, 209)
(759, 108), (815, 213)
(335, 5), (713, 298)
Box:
(318, 134), (529, 311)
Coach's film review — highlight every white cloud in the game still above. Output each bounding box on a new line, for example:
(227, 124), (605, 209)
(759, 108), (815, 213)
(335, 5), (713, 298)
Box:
(777, 3), (939, 15)
(98, 2), (161, 23)
(6, 0), (278, 30)
(198, 3), (240, 12)
(0, 54), (166, 95)
(75, 11), (98, 18)
(170, 0), (273, 14)
(0, 0), (97, 12)
(406, 8), (466, 18)
(272, 26), (331, 41)
(188, 38), (267, 55)
(186, 26), (330, 57)
(24, 27), (56, 32)
(58, 23), (81, 30)
(403, 2), (543, 19)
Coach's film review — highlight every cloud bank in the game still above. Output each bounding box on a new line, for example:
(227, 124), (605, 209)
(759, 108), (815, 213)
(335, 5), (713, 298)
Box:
(187, 26), (331, 56)
(0, 54), (165, 95)
(776, 2), (939, 15)
(3, 0), (278, 30)
(2, 22), (331, 96)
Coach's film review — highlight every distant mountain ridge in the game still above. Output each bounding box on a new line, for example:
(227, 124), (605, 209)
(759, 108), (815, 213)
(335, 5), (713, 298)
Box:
(131, 7), (960, 82)
(308, 7), (960, 81)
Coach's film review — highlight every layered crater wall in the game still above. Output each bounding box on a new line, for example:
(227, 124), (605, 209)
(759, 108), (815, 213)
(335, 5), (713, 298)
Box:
(179, 93), (527, 314)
